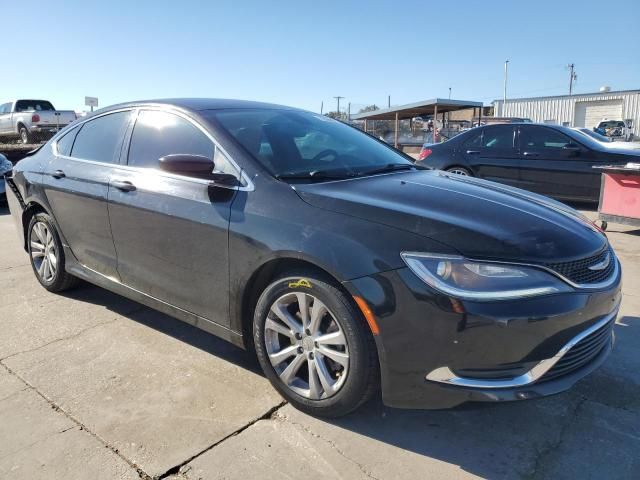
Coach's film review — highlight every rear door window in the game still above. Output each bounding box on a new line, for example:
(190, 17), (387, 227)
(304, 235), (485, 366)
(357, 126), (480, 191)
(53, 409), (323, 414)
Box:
(480, 126), (515, 149)
(463, 130), (483, 148)
(71, 111), (132, 163)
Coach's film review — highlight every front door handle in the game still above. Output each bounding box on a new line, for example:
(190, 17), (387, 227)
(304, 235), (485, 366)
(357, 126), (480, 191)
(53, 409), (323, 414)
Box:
(466, 150), (480, 155)
(52, 170), (65, 179)
(111, 179), (136, 192)
(523, 151), (540, 157)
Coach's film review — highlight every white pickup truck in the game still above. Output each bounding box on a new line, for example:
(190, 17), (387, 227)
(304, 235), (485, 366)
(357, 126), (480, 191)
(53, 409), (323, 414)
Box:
(0, 99), (76, 144)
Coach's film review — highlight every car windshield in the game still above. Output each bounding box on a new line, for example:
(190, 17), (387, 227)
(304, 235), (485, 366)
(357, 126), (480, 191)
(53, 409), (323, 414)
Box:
(598, 121), (625, 128)
(15, 100), (55, 112)
(209, 109), (414, 181)
(555, 125), (606, 150)
(576, 128), (611, 143)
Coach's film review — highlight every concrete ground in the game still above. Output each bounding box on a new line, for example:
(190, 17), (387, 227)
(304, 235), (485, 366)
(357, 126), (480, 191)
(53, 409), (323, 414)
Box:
(0, 203), (638, 480)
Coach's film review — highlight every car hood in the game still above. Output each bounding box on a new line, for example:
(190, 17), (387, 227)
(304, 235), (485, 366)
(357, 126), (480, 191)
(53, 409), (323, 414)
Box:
(601, 147), (640, 157)
(293, 170), (607, 263)
(601, 142), (640, 151)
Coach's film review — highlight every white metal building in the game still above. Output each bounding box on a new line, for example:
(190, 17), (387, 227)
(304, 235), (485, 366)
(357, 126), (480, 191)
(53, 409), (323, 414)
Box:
(493, 89), (640, 138)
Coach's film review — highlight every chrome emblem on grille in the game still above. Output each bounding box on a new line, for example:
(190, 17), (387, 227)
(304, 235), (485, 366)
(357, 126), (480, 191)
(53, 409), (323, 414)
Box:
(588, 253), (610, 271)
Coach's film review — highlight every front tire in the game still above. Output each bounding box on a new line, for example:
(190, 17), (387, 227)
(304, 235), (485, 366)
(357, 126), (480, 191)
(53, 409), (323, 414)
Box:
(27, 213), (79, 292)
(253, 270), (379, 417)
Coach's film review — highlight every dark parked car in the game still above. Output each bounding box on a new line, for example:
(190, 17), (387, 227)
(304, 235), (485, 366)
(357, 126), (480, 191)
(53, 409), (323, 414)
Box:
(418, 123), (640, 202)
(0, 153), (12, 202)
(6, 100), (621, 417)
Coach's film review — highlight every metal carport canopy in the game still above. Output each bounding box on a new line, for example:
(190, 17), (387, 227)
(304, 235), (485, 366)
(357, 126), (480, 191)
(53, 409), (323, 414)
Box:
(350, 98), (483, 121)
(351, 98), (483, 148)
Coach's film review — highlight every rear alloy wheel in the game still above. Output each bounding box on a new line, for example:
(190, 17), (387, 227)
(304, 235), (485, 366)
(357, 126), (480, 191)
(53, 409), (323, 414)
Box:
(254, 271), (379, 417)
(446, 166), (471, 176)
(27, 213), (79, 292)
(19, 126), (33, 144)
(30, 221), (57, 283)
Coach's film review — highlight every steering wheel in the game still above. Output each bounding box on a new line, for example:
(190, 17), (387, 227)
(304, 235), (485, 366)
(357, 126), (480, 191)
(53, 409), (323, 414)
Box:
(312, 149), (339, 162)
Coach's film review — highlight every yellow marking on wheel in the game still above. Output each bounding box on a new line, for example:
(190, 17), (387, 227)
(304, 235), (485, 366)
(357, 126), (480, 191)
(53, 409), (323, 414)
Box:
(289, 279), (312, 289)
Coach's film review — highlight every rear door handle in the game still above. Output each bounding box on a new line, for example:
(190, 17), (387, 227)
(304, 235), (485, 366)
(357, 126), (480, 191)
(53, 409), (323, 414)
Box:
(111, 179), (136, 192)
(52, 170), (65, 179)
(523, 151), (540, 157)
(466, 150), (480, 155)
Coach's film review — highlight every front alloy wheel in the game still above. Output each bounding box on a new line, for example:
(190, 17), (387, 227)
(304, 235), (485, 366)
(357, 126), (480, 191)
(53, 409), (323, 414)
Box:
(254, 271), (379, 417)
(265, 292), (349, 400)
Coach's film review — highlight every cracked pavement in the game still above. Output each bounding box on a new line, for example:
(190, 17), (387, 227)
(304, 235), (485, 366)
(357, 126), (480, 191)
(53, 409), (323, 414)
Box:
(0, 205), (638, 479)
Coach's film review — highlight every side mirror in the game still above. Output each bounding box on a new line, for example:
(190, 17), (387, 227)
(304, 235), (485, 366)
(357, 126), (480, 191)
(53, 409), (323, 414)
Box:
(158, 154), (240, 185)
(159, 154), (215, 178)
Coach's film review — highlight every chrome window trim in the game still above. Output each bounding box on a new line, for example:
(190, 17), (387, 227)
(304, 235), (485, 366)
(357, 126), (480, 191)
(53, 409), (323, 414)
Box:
(426, 306), (618, 389)
(51, 106), (254, 192)
(51, 106), (135, 158)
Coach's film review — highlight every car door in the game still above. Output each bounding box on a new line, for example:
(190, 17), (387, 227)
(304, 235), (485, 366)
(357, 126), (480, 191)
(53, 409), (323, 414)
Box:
(460, 125), (520, 186)
(107, 108), (240, 326)
(518, 125), (598, 201)
(42, 110), (133, 279)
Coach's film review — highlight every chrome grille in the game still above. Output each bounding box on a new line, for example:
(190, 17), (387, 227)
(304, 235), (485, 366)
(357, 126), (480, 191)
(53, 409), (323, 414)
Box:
(539, 318), (614, 382)
(544, 247), (615, 285)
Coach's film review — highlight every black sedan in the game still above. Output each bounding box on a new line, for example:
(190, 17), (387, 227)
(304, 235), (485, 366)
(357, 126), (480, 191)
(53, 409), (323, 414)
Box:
(5, 100), (621, 417)
(418, 122), (640, 202)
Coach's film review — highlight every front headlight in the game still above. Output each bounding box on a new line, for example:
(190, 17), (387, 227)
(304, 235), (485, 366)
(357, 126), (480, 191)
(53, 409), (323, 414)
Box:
(401, 252), (571, 301)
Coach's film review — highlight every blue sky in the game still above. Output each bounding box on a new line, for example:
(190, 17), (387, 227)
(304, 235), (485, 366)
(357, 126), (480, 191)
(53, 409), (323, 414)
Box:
(5, 0), (639, 113)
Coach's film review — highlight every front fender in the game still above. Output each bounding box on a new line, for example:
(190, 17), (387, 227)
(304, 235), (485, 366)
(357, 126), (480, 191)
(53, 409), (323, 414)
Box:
(226, 178), (455, 338)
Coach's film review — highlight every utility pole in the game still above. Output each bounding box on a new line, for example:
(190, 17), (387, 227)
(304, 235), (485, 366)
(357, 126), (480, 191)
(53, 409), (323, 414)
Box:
(333, 96), (344, 118)
(448, 87), (451, 99)
(388, 95), (391, 108)
(347, 102), (351, 121)
(503, 59), (509, 116)
(567, 63), (577, 96)
(320, 101), (323, 114)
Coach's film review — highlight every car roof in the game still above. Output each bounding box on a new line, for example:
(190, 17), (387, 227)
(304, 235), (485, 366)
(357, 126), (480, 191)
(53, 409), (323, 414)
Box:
(482, 122), (579, 132)
(94, 98), (300, 115)
(423, 122), (581, 147)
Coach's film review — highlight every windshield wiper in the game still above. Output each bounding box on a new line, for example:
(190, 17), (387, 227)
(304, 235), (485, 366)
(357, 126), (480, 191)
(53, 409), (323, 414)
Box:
(276, 169), (358, 182)
(358, 163), (424, 176)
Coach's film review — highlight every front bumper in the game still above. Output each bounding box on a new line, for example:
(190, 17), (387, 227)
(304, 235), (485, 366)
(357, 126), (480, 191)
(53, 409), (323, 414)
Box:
(345, 265), (621, 409)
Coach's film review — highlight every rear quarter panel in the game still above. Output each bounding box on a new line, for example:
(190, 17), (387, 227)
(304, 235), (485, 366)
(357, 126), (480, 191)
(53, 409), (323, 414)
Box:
(422, 143), (461, 171)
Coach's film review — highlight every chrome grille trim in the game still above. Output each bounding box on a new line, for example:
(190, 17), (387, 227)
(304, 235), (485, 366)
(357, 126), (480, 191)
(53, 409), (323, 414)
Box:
(543, 246), (616, 286)
(425, 307), (618, 389)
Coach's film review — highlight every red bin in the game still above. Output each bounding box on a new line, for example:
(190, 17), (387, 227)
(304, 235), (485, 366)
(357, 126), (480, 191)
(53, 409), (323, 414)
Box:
(595, 164), (640, 229)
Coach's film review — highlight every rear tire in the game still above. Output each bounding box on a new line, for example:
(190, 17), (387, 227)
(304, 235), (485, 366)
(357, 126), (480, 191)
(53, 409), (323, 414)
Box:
(446, 166), (471, 176)
(253, 270), (379, 417)
(27, 213), (80, 292)
(19, 126), (33, 144)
